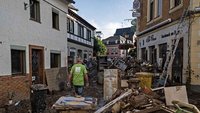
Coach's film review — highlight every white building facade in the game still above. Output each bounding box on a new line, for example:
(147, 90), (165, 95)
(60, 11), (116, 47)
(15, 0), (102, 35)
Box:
(67, 9), (95, 65)
(0, 0), (73, 105)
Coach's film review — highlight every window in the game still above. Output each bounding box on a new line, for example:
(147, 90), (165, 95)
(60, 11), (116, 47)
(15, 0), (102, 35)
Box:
(156, 0), (162, 17)
(147, 0), (155, 22)
(11, 49), (26, 75)
(159, 43), (167, 68)
(52, 10), (59, 30)
(84, 54), (87, 59)
(174, 0), (181, 7)
(78, 23), (84, 37)
(50, 53), (61, 68)
(86, 29), (91, 41)
(30, 0), (40, 22)
(67, 18), (74, 33)
(111, 48), (114, 54)
(141, 48), (147, 61)
(170, 0), (182, 9)
(115, 48), (118, 54)
(150, 0), (154, 21)
(149, 46), (156, 64)
(67, 18), (70, 32)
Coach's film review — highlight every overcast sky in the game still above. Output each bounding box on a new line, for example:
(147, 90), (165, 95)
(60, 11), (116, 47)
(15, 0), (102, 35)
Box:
(74, 0), (134, 39)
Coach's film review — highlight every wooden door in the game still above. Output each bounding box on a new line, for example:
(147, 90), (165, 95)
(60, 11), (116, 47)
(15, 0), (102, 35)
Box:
(29, 45), (44, 84)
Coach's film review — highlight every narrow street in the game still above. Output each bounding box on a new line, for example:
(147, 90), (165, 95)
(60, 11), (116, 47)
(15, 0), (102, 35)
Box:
(1, 0), (200, 113)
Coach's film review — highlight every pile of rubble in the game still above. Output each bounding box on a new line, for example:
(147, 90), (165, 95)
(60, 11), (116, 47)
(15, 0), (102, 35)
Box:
(96, 57), (200, 113)
(95, 77), (200, 113)
(109, 57), (161, 78)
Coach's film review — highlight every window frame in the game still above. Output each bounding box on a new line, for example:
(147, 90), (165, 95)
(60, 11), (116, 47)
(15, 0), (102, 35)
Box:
(78, 23), (84, 38)
(50, 52), (61, 68)
(70, 19), (74, 33)
(86, 29), (91, 41)
(52, 10), (59, 30)
(30, 0), (40, 22)
(67, 18), (70, 32)
(156, 0), (162, 18)
(169, 0), (183, 13)
(11, 49), (26, 76)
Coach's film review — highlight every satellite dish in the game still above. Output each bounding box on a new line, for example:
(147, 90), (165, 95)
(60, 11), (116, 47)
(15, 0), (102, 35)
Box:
(133, 0), (140, 10)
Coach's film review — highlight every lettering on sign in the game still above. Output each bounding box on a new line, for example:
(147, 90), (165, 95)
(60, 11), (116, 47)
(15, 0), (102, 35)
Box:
(146, 35), (156, 43)
(161, 30), (178, 38)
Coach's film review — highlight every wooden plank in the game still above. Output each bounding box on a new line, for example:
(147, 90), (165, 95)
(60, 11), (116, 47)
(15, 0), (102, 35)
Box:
(164, 85), (188, 106)
(103, 69), (119, 101)
(59, 110), (89, 113)
(95, 90), (132, 113)
(45, 67), (67, 91)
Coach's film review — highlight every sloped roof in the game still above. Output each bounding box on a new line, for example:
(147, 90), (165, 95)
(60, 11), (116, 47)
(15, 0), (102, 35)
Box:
(68, 9), (96, 30)
(114, 27), (135, 40)
(102, 36), (127, 45)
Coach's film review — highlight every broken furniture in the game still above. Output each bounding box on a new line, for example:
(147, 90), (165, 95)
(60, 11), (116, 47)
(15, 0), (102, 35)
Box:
(52, 96), (97, 113)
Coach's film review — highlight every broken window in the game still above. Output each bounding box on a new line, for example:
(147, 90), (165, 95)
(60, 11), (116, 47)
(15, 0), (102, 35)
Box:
(50, 53), (61, 68)
(52, 10), (59, 30)
(30, 0), (40, 22)
(11, 49), (26, 75)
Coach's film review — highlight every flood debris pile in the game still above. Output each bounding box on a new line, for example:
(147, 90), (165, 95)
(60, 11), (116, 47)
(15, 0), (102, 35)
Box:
(109, 57), (161, 79)
(95, 78), (166, 113)
(95, 76), (200, 113)
(95, 56), (200, 113)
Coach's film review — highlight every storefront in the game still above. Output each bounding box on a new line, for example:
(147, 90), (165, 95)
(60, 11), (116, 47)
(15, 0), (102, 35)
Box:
(137, 22), (189, 84)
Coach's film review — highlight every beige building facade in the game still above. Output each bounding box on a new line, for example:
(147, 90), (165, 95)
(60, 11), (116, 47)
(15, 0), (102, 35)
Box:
(136, 0), (200, 91)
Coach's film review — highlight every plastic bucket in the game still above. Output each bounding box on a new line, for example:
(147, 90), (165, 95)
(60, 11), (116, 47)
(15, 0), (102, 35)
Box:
(135, 72), (153, 88)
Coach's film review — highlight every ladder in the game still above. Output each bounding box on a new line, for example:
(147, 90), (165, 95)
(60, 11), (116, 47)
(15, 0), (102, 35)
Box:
(156, 8), (189, 87)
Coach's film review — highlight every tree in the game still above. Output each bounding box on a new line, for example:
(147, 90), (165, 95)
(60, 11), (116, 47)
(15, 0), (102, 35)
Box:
(93, 37), (107, 56)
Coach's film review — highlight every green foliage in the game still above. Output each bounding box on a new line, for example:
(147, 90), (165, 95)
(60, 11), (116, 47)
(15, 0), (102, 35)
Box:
(93, 37), (107, 56)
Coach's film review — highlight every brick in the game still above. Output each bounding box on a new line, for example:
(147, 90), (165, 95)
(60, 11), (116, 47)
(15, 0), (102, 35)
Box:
(0, 75), (30, 107)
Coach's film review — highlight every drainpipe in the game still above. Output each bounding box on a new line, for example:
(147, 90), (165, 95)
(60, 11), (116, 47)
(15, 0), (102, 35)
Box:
(187, 0), (192, 86)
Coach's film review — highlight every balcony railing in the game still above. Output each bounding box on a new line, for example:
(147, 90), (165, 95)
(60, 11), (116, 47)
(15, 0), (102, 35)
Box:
(67, 33), (93, 46)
